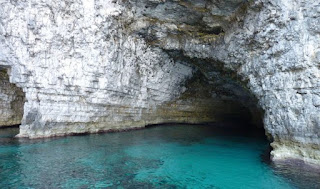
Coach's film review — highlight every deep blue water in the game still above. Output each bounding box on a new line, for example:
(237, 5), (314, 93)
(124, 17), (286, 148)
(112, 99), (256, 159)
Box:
(0, 124), (319, 189)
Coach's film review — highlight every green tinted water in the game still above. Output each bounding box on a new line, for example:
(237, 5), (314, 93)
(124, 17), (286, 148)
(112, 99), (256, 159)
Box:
(0, 125), (319, 188)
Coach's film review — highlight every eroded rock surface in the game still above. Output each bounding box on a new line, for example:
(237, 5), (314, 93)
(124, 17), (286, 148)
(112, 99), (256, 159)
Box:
(0, 0), (319, 165)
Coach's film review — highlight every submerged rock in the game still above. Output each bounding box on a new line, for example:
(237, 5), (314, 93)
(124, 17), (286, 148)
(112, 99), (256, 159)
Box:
(0, 0), (319, 166)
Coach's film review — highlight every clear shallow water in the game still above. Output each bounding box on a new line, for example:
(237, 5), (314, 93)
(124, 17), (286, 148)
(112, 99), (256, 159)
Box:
(0, 125), (319, 189)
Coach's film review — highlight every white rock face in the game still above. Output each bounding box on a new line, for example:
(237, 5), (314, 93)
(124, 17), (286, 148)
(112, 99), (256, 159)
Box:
(0, 0), (196, 137)
(216, 0), (320, 166)
(0, 0), (319, 165)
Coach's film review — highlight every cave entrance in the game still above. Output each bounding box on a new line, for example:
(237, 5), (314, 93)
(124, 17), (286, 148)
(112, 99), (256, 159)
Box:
(156, 51), (266, 134)
(0, 67), (25, 128)
(186, 68), (267, 138)
(149, 51), (269, 159)
(152, 69), (267, 135)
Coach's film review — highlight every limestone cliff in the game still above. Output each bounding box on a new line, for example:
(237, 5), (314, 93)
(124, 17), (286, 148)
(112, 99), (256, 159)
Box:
(0, 0), (319, 166)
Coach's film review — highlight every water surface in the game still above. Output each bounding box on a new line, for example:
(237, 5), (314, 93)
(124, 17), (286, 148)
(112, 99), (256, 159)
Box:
(0, 124), (319, 188)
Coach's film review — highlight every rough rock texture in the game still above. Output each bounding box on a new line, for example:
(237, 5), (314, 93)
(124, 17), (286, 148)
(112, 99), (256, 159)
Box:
(0, 0), (191, 136)
(0, 69), (25, 127)
(0, 0), (256, 138)
(0, 0), (319, 165)
(219, 0), (320, 166)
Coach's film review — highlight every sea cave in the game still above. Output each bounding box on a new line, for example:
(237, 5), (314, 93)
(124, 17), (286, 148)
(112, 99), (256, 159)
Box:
(1, 0), (320, 188)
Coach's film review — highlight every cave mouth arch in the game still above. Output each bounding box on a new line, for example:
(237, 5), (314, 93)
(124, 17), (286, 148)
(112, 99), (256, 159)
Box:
(120, 0), (268, 141)
(156, 50), (266, 131)
(146, 61), (267, 141)
(0, 67), (25, 128)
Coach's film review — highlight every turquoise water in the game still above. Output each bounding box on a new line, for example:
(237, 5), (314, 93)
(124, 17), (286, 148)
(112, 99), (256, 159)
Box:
(0, 124), (319, 188)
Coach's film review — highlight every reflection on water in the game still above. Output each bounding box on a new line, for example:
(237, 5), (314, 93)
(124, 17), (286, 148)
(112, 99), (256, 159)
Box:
(0, 124), (319, 188)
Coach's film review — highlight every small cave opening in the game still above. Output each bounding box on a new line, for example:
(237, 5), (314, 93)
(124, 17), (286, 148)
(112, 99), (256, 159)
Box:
(201, 26), (225, 35)
(0, 67), (25, 129)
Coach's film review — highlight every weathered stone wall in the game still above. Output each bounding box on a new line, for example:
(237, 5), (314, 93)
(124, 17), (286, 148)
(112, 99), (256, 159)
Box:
(0, 0), (190, 137)
(219, 0), (320, 165)
(0, 69), (25, 127)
